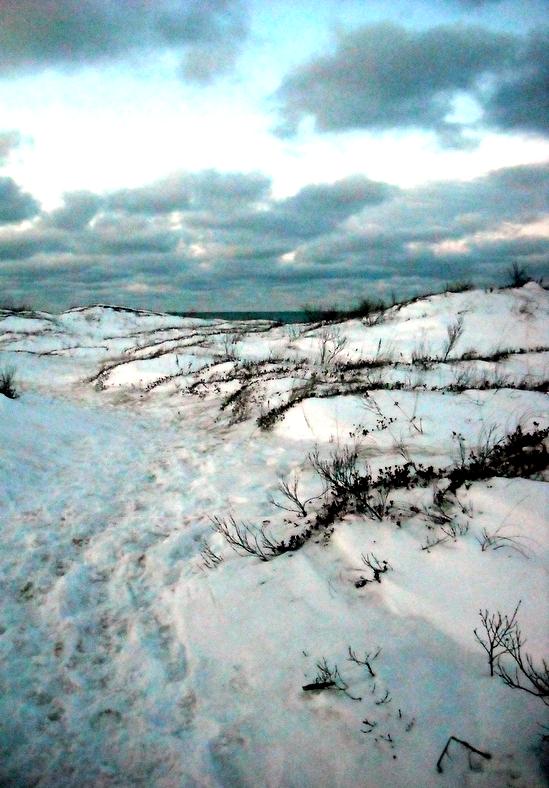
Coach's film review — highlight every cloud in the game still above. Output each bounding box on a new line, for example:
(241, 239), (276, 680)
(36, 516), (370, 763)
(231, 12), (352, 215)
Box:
(180, 41), (241, 84)
(0, 131), (22, 166)
(1, 163), (547, 310)
(109, 179), (191, 216)
(188, 170), (271, 209)
(86, 215), (180, 255)
(275, 23), (514, 142)
(186, 175), (396, 240)
(0, 226), (68, 260)
(280, 176), (397, 229)
(0, 0), (248, 81)
(295, 163), (549, 267)
(0, 177), (40, 224)
(484, 30), (549, 135)
(275, 22), (548, 143)
(109, 170), (270, 215)
(47, 191), (103, 230)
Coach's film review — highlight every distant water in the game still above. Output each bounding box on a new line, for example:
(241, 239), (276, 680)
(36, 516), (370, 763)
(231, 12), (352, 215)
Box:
(169, 310), (307, 324)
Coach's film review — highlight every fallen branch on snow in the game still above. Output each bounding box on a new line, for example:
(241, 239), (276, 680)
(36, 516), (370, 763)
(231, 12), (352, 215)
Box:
(436, 736), (492, 773)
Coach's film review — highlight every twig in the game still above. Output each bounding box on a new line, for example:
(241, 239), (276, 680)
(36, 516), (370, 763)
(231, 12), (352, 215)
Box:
(302, 658), (361, 701)
(436, 736), (491, 773)
(347, 645), (381, 677)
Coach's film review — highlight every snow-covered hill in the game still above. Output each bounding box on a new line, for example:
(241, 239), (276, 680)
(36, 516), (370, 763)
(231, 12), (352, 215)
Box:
(1, 284), (548, 786)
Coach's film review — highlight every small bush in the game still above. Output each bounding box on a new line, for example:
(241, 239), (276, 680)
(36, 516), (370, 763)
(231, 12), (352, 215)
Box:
(444, 281), (474, 293)
(221, 332), (243, 360)
(442, 316), (464, 361)
(0, 366), (19, 399)
(220, 383), (252, 424)
(309, 445), (362, 498)
(257, 376), (317, 430)
(355, 553), (392, 586)
(411, 339), (435, 368)
(347, 645), (381, 677)
(474, 603), (521, 677)
(506, 262), (531, 288)
(302, 297), (386, 324)
(475, 603), (549, 704)
(476, 526), (529, 557)
(420, 519), (469, 551)
(302, 304), (341, 323)
(317, 326), (347, 366)
(210, 515), (282, 561)
(302, 658), (361, 700)
(211, 514), (309, 560)
(309, 446), (390, 521)
(0, 300), (33, 313)
(347, 297), (386, 322)
(447, 424), (549, 492)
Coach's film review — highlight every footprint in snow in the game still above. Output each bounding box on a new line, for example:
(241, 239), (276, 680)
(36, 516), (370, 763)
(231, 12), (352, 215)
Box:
(208, 728), (248, 787)
(90, 708), (123, 730)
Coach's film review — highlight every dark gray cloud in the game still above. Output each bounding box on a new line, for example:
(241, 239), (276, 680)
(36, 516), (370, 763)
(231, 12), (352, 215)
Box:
(109, 179), (191, 216)
(0, 177), (40, 224)
(0, 0), (247, 82)
(109, 170), (270, 215)
(187, 170), (271, 209)
(280, 176), (397, 230)
(0, 210), (180, 261)
(0, 226), (68, 260)
(47, 191), (103, 230)
(275, 22), (548, 143)
(275, 23), (514, 141)
(186, 175), (395, 240)
(484, 30), (549, 135)
(86, 215), (180, 255)
(294, 163), (549, 270)
(1, 163), (547, 310)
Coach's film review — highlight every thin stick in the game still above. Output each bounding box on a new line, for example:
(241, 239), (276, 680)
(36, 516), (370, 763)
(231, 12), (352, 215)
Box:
(436, 736), (492, 773)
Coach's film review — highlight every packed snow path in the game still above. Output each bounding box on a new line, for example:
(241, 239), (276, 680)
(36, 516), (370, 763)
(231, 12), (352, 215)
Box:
(2, 396), (206, 784)
(1, 287), (548, 786)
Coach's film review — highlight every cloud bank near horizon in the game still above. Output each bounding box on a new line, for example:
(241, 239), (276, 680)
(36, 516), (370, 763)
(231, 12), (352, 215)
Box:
(0, 162), (547, 311)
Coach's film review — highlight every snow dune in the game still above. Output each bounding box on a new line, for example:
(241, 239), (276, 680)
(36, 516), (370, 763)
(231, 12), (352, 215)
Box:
(0, 284), (547, 786)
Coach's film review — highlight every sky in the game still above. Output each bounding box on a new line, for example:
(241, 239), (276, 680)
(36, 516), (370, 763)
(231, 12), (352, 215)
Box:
(0, 0), (548, 312)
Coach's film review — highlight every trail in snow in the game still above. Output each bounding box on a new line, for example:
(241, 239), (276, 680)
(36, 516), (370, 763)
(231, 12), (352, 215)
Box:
(2, 397), (200, 783)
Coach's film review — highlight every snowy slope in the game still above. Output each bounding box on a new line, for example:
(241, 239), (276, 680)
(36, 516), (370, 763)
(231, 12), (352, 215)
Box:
(0, 286), (548, 787)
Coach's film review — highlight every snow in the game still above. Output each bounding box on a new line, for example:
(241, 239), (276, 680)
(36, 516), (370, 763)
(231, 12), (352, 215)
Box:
(0, 286), (548, 786)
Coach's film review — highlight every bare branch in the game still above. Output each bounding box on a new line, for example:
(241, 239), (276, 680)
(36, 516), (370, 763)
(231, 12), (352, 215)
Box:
(495, 618), (549, 704)
(210, 515), (282, 561)
(360, 553), (392, 583)
(317, 326), (348, 366)
(442, 316), (464, 361)
(473, 602), (521, 677)
(270, 475), (326, 518)
(347, 645), (381, 677)
(200, 542), (224, 569)
(436, 736), (491, 774)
